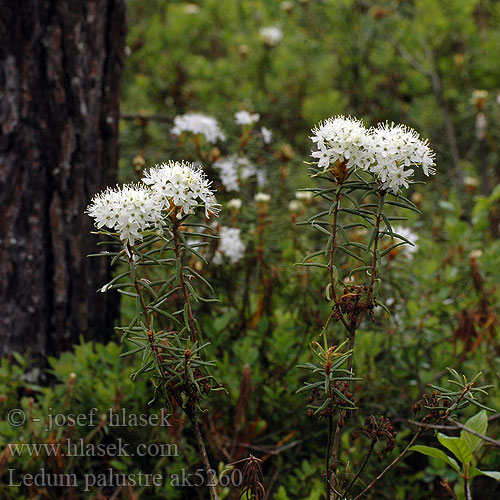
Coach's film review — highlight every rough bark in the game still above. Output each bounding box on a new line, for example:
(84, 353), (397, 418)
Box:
(0, 1), (126, 360)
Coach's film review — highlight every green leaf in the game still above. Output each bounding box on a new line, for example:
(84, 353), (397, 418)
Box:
(469, 468), (500, 481)
(461, 411), (488, 454)
(437, 433), (473, 465)
(366, 227), (378, 250)
(385, 200), (421, 214)
(337, 246), (366, 263)
(349, 266), (372, 278)
(409, 445), (461, 472)
(381, 242), (406, 257)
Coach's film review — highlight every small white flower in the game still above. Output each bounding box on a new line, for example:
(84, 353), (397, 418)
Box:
(213, 226), (246, 265)
(235, 110), (260, 126)
(289, 200), (302, 212)
(465, 176), (479, 189)
(255, 193), (271, 203)
(476, 112), (487, 140)
(469, 249), (482, 260)
(227, 198), (242, 211)
(471, 89), (488, 103)
(214, 156), (266, 192)
(171, 112), (226, 143)
(261, 126), (272, 144)
(259, 26), (283, 46)
(184, 3), (200, 14)
(214, 157), (241, 192)
(295, 190), (313, 201)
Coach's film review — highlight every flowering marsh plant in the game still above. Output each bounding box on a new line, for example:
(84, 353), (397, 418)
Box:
(301, 115), (494, 500)
(87, 160), (222, 500)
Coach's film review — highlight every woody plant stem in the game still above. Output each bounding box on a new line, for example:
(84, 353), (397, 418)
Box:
(129, 236), (219, 500)
(329, 190), (385, 499)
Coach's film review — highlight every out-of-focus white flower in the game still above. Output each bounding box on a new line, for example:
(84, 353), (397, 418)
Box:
(171, 112), (226, 143)
(142, 160), (220, 219)
(235, 110), (260, 125)
(86, 184), (163, 246)
(465, 176), (479, 190)
(214, 156), (266, 191)
(184, 3), (200, 14)
(256, 170), (267, 187)
(281, 1), (293, 12)
(295, 190), (313, 201)
(469, 249), (482, 260)
(227, 198), (242, 211)
(259, 26), (283, 46)
(239, 157), (257, 180)
(391, 226), (419, 259)
(476, 112), (487, 140)
(289, 200), (302, 212)
(255, 193), (271, 203)
(261, 127), (272, 144)
(214, 157), (240, 192)
(471, 89), (488, 104)
(239, 158), (267, 187)
(213, 227), (246, 265)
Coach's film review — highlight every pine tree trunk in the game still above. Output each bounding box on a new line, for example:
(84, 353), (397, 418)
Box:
(0, 1), (126, 360)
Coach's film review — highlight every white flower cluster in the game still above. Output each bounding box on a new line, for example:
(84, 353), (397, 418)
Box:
(86, 184), (163, 246)
(143, 161), (220, 219)
(259, 26), (283, 46)
(87, 161), (219, 246)
(235, 110), (260, 126)
(227, 198), (242, 211)
(295, 190), (313, 201)
(255, 193), (271, 203)
(213, 226), (246, 265)
(311, 116), (370, 171)
(310, 116), (436, 193)
(290, 191), (313, 212)
(214, 156), (266, 192)
(172, 112), (226, 143)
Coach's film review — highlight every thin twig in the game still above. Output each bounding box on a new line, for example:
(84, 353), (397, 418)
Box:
(342, 439), (376, 499)
(351, 430), (422, 500)
(407, 418), (500, 448)
(447, 418), (500, 448)
(192, 415), (220, 500)
(121, 113), (173, 124)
